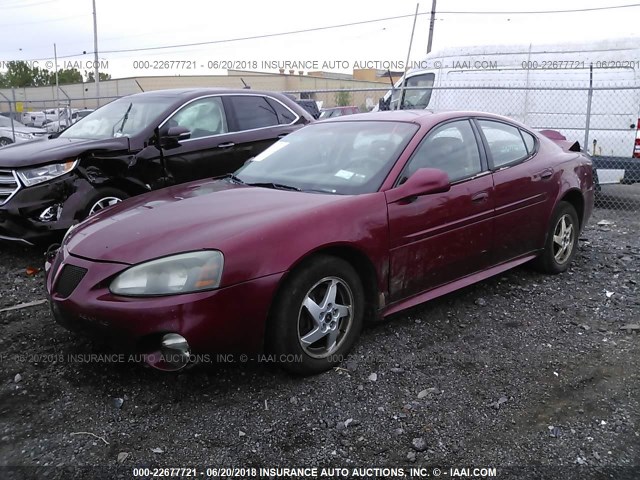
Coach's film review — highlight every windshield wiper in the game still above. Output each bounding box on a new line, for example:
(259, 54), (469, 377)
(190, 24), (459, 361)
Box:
(113, 103), (133, 136)
(246, 182), (301, 191)
(225, 173), (246, 184)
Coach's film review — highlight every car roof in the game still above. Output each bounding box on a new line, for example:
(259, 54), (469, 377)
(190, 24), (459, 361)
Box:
(125, 88), (293, 100)
(118, 88), (312, 120)
(322, 109), (534, 130)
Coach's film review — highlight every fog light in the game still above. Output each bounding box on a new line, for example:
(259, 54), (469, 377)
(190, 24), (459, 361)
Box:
(141, 333), (190, 372)
(39, 204), (62, 222)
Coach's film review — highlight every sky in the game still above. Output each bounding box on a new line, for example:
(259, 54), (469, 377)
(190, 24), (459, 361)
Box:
(1, 0), (640, 79)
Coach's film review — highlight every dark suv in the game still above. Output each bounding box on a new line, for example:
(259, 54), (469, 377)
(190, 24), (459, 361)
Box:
(0, 88), (313, 244)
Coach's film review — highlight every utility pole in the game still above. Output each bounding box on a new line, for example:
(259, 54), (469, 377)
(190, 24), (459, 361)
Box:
(427, 0), (437, 53)
(92, 0), (100, 105)
(54, 43), (60, 108)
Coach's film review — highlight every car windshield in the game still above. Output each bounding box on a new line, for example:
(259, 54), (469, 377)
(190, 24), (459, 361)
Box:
(391, 72), (435, 110)
(59, 96), (175, 140)
(235, 121), (418, 195)
(319, 109), (340, 119)
(0, 117), (27, 128)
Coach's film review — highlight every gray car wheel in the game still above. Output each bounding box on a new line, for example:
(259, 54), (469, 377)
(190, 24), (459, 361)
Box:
(267, 255), (365, 375)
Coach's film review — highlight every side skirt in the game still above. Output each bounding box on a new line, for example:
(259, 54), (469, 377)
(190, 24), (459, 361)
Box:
(382, 254), (538, 317)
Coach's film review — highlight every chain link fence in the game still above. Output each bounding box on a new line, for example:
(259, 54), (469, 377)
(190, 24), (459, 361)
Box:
(283, 84), (640, 217)
(1, 84), (638, 217)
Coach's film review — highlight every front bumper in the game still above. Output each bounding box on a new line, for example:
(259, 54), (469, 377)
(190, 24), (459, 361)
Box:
(46, 249), (284, 355)
(0, 174), (93, 244)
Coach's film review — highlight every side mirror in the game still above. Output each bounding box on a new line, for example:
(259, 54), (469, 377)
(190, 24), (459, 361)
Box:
(160, 126), (190, 147)
(386, 168), (450, 203)
(378, 96), (391, 111)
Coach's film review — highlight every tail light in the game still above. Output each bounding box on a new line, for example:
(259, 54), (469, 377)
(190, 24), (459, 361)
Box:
(634, 119), (640, 158)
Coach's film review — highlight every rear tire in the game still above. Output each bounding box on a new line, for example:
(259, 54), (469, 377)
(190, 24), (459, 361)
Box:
(0, 137), (13, 147)
(534, 201), (579, 274)
(267, 255), (364, 375)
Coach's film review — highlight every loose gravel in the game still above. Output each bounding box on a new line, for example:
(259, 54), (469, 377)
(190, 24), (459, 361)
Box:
(0, 208), (638, 479)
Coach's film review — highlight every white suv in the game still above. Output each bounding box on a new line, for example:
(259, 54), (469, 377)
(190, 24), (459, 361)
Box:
(0, 116), (48, 147)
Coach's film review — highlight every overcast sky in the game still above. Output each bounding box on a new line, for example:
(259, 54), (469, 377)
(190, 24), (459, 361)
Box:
(1, 0), (639, 79)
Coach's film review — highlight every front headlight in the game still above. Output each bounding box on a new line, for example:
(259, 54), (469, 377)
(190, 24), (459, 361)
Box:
(110, 250), (224, 297)
(17, 159), (78, 187)
(61, 222), (79, 246)
(14, 132), (34, 140)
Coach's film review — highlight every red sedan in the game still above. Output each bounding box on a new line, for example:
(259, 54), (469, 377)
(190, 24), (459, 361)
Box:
(45, 110), (594, 375)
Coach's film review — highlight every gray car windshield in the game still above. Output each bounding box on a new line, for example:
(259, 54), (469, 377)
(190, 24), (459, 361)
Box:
(235, 121), (418, 195)
(59, 96), (175, 140)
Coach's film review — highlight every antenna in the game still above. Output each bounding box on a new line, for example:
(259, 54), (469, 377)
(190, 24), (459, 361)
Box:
(241, 78), (251, 89)
(397, 3), (420, 110)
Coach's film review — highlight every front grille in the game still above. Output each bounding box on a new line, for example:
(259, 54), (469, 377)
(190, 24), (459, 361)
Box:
(0, 169), (20, 206)
(55, 264), (88, 298)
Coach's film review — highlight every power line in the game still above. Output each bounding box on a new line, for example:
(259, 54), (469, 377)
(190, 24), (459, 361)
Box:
(1, 0), (59, 9)
(437, 3), (640, 14)
(10, 3), (640, 61)
(0, 13), (88, 28)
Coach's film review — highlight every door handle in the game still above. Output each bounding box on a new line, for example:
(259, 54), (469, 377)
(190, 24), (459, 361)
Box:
(471, 192), (489, 203)
(277, 133), (289, 139)
(217, 142), (235, 148)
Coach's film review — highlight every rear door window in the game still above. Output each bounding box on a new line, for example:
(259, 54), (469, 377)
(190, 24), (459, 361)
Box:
(227, 95), (280, 131)
(477, 120), (529, 168)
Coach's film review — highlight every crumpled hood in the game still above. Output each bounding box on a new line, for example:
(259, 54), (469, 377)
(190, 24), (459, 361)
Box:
(0, 136), (130, 168)
(66, 179), (349, 265)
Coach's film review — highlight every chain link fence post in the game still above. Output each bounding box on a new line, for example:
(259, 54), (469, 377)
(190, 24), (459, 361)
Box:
(584, 63), (593, 154)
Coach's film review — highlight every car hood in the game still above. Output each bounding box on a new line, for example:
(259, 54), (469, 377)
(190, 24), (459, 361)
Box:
(0, 136), (130, 168)
(66, 179), (351, 265)
(0, 125), (46, 135)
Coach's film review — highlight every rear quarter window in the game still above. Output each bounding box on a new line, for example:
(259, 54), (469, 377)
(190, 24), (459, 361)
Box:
(521, 130), (537, 154)
(266, 98), (298, 125)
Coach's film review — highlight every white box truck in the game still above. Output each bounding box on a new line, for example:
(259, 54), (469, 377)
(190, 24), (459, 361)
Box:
(376, 38), (640, 184)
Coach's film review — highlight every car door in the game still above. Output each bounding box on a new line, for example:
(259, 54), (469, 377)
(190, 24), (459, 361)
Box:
(150, 95), (248, 185)
(222, 94), (301, 164)
(386, 119), (495, 301)
(474, 119), (558, 263)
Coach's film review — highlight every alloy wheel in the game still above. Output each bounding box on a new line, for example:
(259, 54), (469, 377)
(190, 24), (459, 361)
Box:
(88, 196), (122, 215)
(552, 213), (575, 264)
(297, 276), (354, 359)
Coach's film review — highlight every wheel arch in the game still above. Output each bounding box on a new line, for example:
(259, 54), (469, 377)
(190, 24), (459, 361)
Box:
(268, 244), (382, 332)
(98, 177), (149, 197)
(559, 188), (585, 229)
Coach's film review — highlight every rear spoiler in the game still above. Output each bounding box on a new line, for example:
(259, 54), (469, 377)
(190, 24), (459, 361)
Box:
(538, 129), (581, 152)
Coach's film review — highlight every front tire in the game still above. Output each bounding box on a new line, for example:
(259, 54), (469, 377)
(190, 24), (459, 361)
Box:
(534, 201), (579, 274)
(267, 255), (365, 375)
(83, 187), (129, 219)
(0, 137), (13, 147)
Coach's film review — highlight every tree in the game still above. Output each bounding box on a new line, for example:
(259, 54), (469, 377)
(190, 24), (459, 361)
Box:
(3, 61), (50, 87)
(53, 68), (83, 85)
(1, 61), (53, 87)
(85, 71), (111, 82)
(335, 90), (352, 106)
(0, 61), (109, 87)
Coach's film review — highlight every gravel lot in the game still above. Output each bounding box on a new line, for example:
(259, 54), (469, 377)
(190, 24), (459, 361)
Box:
(0, 207), (638, 480)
